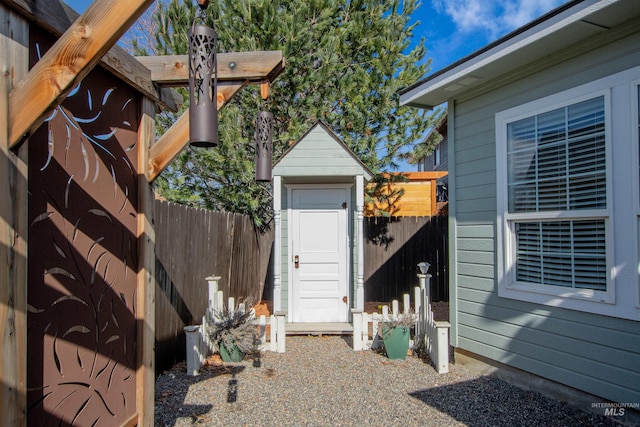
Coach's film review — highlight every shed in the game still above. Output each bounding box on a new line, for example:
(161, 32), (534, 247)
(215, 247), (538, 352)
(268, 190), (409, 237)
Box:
(272, 121), (373, 324)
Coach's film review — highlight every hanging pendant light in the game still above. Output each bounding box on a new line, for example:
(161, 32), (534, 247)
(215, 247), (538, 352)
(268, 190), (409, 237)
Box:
(188, 0), (218, 147)
(255, 111), (273, 182)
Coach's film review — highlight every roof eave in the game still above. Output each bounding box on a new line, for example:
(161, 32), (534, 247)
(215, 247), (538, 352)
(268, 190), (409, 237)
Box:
(399, 0), (629, 109)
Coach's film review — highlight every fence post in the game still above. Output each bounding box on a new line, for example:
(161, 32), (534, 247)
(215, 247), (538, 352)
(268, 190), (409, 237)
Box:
(275, 311), (286, 353)
(352, 310), (363, 351)
(206, 275), (221, 311)
(184, 325), (202, 376)
(434, 321), (451, 374)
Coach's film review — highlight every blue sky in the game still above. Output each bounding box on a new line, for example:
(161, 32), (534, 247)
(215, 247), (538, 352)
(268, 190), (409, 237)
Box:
(64, 0), (567, 170)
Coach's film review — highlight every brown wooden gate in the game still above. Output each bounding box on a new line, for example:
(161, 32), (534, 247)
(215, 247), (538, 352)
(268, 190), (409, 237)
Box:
(26, 27), (140, 426)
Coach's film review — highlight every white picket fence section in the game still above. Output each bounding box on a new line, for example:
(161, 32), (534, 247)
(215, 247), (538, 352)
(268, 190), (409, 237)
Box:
(352, 274), (451, 374)
(184, 276), (285, 376)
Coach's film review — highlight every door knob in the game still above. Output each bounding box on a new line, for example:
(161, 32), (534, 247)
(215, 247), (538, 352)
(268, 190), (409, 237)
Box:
(294, 255), (299, 268)
(342, 296), (348, 304)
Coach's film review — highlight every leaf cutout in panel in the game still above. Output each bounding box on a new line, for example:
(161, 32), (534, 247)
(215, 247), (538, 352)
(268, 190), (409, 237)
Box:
(44, 267), (77, 281)
(95, 359), (111, 379)
(31, 211), (53, 226)
(121, 98), (133, 111)
(73, 110), (101, 124)
(64, 123), (71, 167)
(43, 108), (58, 122)
(87, 89), (93, 111)
(125, 142), (136, 151)
(35, 42), (42, 60)
(53, 240), (67, 259)
(87, 237), (105, 260)
(83, 132), (116, 159)
(111, 298), (119, 329)
(40, 128), (53, 171)
(62, 325), (91, 338)
(73, 218), (81, 242)
(64, 175), (73, 210)
(53, 336), (62, 376)
(80, 141), (89, 182)
(26, 391), (53, 415)
(102, 88), (114, 106)
(47, 389), (79, 421)
(77, 347), (84, 371)
(91, 417), (100, 427)
(122, 391), (127, 410)
(118, 186), (129, 213)
(68, 83), (81, 98)
(121, 155), (134, 175)
(91, 252), (107, 285)
(27, 304), (45, 313)
(94, 389), (116, 416)
(60, 107), (79, 130)
(43, 321), (52, 334)
(119, 292), (126, 307)
(94, 129), (117, 141)
(123, 120), (132, 128)
(70, 396), (92, 426)
(101, 320), (109, 333)
(88, 209), (113, 224)
(51, 295), (88, 307)
(111, 164), (117, 199)
(107, 362), (117, 391)
(105, 335), (119, 345)
(92, 150), (100, 183)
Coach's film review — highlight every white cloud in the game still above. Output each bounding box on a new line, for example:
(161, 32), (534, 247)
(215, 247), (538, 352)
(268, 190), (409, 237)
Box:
(432, 0), (566, 40)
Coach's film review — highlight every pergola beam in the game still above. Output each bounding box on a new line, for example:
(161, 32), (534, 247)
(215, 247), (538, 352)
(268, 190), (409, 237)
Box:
(136, 51), (285, 87)
(148, 81), (246, 181)
(3, 0), (178, 111)
(7, 0), (155, 149)
(147, 50), (285, 182)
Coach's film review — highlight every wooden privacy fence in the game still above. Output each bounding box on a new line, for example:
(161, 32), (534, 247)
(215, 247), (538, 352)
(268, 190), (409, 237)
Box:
(364, 215), (448, 302)
(154, 200), (274, 373)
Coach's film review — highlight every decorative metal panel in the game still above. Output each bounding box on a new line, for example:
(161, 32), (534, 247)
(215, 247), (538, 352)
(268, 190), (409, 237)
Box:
(27, 27), (139, 426)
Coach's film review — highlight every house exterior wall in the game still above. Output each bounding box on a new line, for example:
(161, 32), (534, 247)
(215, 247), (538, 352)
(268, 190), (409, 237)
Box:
(450, 22), (640, 404)
(419, 135), (448, 175)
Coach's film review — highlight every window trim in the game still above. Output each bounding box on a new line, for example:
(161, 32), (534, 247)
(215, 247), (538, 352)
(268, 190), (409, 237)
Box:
(633, 78), (640, 309)
(496, 81), (616, 311)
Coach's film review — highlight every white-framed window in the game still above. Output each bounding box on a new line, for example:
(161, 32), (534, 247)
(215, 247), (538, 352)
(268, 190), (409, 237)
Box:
(495, 68), (640, 320)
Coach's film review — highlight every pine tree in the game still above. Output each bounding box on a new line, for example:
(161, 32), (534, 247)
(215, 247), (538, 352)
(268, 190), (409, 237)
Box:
(137, 0), (438, 227)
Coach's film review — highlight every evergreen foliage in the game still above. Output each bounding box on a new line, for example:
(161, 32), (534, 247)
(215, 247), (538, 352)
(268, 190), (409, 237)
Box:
(134, 0), (439, 227)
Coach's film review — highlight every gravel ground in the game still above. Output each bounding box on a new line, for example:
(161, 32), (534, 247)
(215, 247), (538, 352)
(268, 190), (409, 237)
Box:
(155, 336), (619, 427)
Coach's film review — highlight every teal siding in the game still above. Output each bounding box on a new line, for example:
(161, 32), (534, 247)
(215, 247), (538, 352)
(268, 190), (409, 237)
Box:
(450, 24), (640, 403)
(274, 125), (372, 179)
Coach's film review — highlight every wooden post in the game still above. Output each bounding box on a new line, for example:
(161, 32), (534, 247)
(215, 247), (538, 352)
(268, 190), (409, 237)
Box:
(434, 321), (451, 374)
(275, 312), (286, 353)
(352, 310), (363, 351)
(272, 176), (282, 312)
(1, 6), (28, 426)
(8, 0), (156, 148)
(136, 96), (157, 426)
(184, 326), (202, 376)
(356, 175), (365, 311)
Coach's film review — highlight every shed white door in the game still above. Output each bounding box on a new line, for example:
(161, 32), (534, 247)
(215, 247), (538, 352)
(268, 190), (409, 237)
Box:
(291, 188), (348, 323)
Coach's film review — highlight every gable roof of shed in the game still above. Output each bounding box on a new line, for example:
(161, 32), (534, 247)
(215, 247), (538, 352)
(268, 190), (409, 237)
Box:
(273, 120), (374, 181)
(399, 0), (640, 109)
